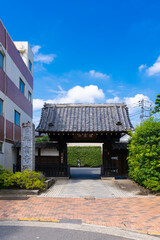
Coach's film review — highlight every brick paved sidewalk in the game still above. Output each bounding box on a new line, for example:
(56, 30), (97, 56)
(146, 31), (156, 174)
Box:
(0, 197), (160, 235)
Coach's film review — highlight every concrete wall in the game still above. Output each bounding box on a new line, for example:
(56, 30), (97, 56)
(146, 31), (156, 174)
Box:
(0, 142), (17, 170)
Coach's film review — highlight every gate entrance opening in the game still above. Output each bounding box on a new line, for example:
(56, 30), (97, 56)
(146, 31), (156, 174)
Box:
(67, 143), (102, 179)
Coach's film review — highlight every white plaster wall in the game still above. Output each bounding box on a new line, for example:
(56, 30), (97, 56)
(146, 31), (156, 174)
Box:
(41, 149), (59, 156)
(20, 149), (59, 157)
(5, 51), (33, 102)
(19, 149), (59, 157)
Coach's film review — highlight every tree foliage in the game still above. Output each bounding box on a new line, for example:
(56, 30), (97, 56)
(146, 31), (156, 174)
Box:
(127, 117), (160, 191)
(152, 94), (160, 114)
(35, 135), (49, 142)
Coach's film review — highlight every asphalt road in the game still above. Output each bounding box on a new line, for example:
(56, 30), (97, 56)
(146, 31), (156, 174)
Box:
(0, 226), (133, 240)
(0, 221), (157, 240)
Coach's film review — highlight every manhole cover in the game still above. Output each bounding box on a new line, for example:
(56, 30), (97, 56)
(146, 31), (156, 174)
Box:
(59, 219), (82, 224)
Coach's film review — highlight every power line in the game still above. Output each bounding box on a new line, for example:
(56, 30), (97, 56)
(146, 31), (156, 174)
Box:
(127, 99), (153, 122)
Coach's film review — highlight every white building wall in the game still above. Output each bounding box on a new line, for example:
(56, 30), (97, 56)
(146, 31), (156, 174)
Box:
(5, 51), (33, 103)
(14, 42), (33, 75)
(0, 38), (33, 170)
(0, 92), (32, 124)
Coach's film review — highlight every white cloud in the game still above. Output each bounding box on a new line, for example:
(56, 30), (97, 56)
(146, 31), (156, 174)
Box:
(146, 56), (160, 76)
(138, 64), (147, 72)
(33, 99), (45, 111)
(106, 96), (120, 103)
(123, 94), (153, 126)
(33, 85), (105, 111)
(34, 53), (56, 64)
(32, 45), (41, 55)
(32, 45), (56, 64)
(88, 70), (109, 79)
(124, 94), (151, 108)
(57, 85), (105, 103)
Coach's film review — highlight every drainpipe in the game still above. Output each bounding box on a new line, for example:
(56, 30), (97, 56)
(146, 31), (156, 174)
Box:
(3, 31), (7, 168)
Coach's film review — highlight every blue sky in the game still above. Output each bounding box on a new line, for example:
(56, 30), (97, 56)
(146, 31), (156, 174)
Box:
(1, 0), (160, 126)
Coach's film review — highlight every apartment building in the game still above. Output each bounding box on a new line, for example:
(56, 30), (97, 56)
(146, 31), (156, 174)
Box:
(0, 20), (33, 170)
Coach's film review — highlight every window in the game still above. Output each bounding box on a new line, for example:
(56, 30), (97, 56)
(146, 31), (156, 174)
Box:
(15, 111), (20, 126)
(0, 52), (4, 70)
(0, 99), (3, 116)
(28, 91), (32, 102)
(19, 78), (25, 94)
(29, 60), (32, 72)
(0, 142), (2, 153)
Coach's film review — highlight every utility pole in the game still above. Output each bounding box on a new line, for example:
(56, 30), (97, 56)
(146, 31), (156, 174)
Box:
(139, 99), (144, 122)
(149, 103), (153, 117)
(138, 99), (153, 122)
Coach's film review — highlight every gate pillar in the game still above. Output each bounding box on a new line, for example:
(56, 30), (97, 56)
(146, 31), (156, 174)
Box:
(102, 140), (112, 177)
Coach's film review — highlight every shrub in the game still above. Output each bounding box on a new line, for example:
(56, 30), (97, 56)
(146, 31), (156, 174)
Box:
(128, 117), (160, 191)
(0, 167), (45, 191)
(0, 167), (14, 188)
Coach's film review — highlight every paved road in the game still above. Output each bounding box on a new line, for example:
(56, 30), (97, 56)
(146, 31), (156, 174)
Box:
(40, 168), (151, 198)
(0, 226), (130, 240)
(0, 221), (158, 240)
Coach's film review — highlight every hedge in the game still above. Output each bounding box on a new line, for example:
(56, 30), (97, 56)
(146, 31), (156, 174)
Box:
(67, 146), (102, 167)
(128, 117), (160, 192)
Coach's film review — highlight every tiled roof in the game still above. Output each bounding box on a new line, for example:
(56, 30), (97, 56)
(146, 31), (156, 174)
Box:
(36, 103), (133, 133)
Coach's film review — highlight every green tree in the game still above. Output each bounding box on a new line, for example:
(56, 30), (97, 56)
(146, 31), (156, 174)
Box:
(35, 135), (49, 142)
(127, 117), (160, 191)
(152, 94), (160, 114)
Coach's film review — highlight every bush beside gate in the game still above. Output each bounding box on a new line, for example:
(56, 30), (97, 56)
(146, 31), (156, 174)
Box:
(128, 117), (160, 192)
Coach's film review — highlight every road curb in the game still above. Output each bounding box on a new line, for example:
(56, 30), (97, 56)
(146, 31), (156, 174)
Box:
(19, 218), (59, 222)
